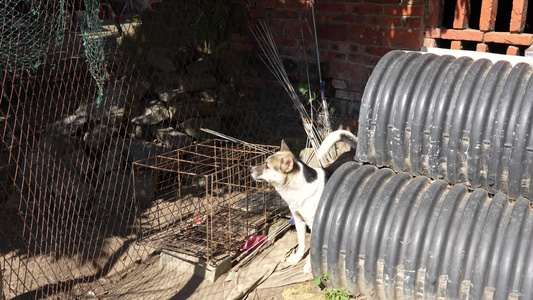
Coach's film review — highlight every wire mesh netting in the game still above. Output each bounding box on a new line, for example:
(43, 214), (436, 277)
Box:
(1, 0), (349, 298)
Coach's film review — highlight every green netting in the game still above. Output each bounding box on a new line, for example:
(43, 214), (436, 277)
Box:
(81, 0), (109, 105)
(0, 0), (67, 73)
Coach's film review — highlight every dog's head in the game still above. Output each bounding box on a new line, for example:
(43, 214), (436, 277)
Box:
(250, 140), (296, 187)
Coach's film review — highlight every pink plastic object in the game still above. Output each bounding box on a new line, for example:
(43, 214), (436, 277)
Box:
(240, 234), (267, 251)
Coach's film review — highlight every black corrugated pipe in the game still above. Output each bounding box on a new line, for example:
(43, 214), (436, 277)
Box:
(357, 50), (533, 200)
(311, 162), (533, 299)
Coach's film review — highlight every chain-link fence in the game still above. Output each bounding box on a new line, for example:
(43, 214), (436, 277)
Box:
(1, 0), (348, 298)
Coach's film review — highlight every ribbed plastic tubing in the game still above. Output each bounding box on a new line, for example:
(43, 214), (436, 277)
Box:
(311, 162), (533, 300)
(357, 50), (533, 200)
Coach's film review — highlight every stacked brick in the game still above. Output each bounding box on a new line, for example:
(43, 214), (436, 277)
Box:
(424, 0), (533, 55)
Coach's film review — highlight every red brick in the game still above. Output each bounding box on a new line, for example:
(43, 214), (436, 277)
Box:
(384, 5), (425, 16)
(317, 40), (331, 50)
(285, 1), (311, 10)
(351, 44), (362, 52)
(230, 41), (254, 51)
(403, 17), (423, 28)
(453, 0), (469, 29)
(370, 0), (402, 4)
(425, 28), (484, 41)
(426, 0), (440, 27)
(350, 24), (383, 45)
(261, 19), (285, 37)
(383, 28), (424, 49)
(250, 9), (269, 18)
(314, 12), (332, 21)
(322, 51), (347, 61)
(332, 79), (348, 89)
(337, 43), (352, 52)
(334, 13), (364, 23)
(257, 0), (284, 9)
(285, 20), (313, 39)
(423, 38), (437, 47)
(441, 29), (484, 41)
(317, 23), (350, 42)
(335, 90), (356, 101)
(365, 16), (402, 27)
(325, 61), (365, 82)
(425, 27), (442, 38)
(270, 10), (299, 19)
(348, 52), (380, 65)
(510, 0), (528, 32)
(347, 80), (364, 92)
(274, 38), (296, 47)
(476, 43), (489, 52)
(401, 0), (426, 4)
(315, 2), (347, 13)
(479, 0), (498, 31)
(507, 45), (520, 55)
(353, 3), (383, 15)
(484, 32), (533, 45)
(364, 45), (391, 57)
(450, 40), (462, 50)
(282, 47), (307, 58)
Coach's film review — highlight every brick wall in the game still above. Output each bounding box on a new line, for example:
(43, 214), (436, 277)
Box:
(232, 0), (426, 124)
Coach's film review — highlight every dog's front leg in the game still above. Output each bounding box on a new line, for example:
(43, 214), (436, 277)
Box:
(287, 215), (307, 265)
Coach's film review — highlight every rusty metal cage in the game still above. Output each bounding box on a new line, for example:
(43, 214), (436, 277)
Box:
(133, 140), (287, 261)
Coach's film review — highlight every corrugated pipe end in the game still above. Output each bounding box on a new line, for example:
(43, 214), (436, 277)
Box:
(357, 50), (533, 201)
(311, 163), (533, 299)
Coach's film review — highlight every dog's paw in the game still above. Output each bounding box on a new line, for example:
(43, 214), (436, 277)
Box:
(286, 253), (303, 265)
(303, 260), (312, 274)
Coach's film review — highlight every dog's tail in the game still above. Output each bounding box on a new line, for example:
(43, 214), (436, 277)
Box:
(317, 130), (358, 162)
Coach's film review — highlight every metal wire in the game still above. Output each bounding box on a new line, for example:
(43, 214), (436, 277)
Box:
(1, 2), (320, 299)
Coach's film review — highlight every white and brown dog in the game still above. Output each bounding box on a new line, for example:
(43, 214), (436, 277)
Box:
(250, 130), (358, 273)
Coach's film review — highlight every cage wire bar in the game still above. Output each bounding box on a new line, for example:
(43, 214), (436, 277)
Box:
(0, 0), (332, 298)
(133, 140), (286, 261)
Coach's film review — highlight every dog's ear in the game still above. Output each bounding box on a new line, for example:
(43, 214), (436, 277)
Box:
(280, 156), (294, 173)
(280, 140), (290, 152)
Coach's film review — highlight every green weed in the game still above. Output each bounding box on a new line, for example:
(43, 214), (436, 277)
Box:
(314, 271), (354, 300)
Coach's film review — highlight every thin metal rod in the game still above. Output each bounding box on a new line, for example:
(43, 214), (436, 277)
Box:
(200, 128), (275, 153)
(311, 2), (322, 83)
(251, 21), (325, 159)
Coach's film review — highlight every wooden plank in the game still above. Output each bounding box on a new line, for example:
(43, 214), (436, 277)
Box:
(510, 0), (528, 32)
(479, 0), (498, 31)
(453, 0), (470, 29)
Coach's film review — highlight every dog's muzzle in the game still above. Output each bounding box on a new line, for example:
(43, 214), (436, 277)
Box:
(250, 167), (265, 182)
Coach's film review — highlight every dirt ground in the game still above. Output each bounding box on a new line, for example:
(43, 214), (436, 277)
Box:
(2, 216), (363, 300)
(100, 229), (365, 300)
